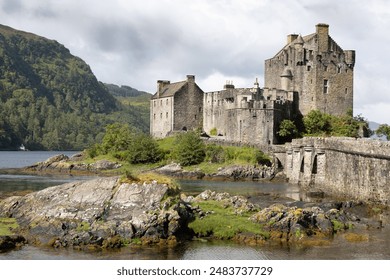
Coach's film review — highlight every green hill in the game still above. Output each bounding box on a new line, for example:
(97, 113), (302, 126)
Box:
(0, 24), (150, 150)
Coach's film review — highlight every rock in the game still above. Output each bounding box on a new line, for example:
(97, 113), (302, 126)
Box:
(208, 165), (275, 180)
(0, 177), (192, 249)
(24, 154), (121, 173)
(89, 160), (121, 171)
(250, 204), (354, 242)
(155, 163), (183, 175)
(0, 235), (26, 252)
(155, 163), (273, 180)
(193, 190), (258, 213)
(155, 163), (205, 179)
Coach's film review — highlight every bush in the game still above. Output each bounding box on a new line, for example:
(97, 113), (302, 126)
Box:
(127, 134), (162, 164)
(303, 110), (331, 135)
(173, 131), (205, 166)
(302, 109), (370, 138)
(205, 144), (225, 163)
(255, 150), (272, 166)
(88, 123), (162, 164)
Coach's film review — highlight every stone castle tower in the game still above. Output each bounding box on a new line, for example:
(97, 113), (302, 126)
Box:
(264, 23), (355, 116)
(150, 24), (355, 145)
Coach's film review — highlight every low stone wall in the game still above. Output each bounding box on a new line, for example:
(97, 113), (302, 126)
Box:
(276, 137), (390, 204)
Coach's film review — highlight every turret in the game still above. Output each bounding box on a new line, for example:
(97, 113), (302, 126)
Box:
(344, 50), (356, 68)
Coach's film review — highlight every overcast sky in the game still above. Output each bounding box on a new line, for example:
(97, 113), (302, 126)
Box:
(1, 0), (390, 123)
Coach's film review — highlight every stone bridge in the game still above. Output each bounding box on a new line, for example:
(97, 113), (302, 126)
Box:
(273, 137), (390, 204)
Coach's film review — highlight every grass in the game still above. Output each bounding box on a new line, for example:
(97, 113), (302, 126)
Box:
(183, 161), (231, 174)
(120, 172), (180, 191)
(0, 217), (19, 236)
(84, 133), (272, 178)
(189, 201), (268, 239)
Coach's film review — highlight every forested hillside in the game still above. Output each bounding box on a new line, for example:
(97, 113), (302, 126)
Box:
(0, 24), (150, 150)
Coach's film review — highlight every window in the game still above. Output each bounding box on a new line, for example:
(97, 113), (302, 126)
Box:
(324, 65), (328, 71)
(160, 113), (162, 119)
(345, 88), (348, 95)
(166, 99), (168, 105)
(307, 65), (311, 71)
(153, 114), (156, 120)
(323, 80), (329, 94)
(154, 101), (156, 107)
(166, 112), (168, 118)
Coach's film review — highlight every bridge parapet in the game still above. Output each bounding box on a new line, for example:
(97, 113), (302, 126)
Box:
(273, 137), (390, 204)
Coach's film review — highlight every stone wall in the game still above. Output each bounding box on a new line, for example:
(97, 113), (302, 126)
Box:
(276, 137), (390, 204)
(264, 24), (354, 117)
(203, 85), (293, 145)
(173, 76), (204, 132)
(150, 96), (174, 138)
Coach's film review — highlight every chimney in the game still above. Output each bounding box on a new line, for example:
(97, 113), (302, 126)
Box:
(287, 34), (298, 44)
(316, 23), (329, 53)
(224, 80), (235, 89)
(157, 80), (170, 97)
(187, 75), (195, 83)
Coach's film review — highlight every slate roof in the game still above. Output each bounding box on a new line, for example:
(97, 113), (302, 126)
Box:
(151, 81), (187, 99)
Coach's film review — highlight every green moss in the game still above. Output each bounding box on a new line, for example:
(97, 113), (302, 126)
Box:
(189, 201), (268, 239)
(0, 217), (19, 236)
(76, 221), (91, 232)
(130, 238), (142, 245)
(209, 128), (218, 136)
(294, 228), (302, 239)
(331, 220), (345, 232)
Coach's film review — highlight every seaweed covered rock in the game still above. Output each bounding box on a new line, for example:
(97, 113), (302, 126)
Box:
(0, 177), (192, 249)
(250, 204), (351, 242)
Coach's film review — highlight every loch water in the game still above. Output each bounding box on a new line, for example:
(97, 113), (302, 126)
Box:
(0, 151), (389, 260)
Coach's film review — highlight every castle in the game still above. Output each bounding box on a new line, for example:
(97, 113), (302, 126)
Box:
(150, 24), (355, 146)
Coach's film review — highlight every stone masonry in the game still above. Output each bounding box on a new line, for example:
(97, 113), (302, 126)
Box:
(273, 137), (390, 204)
(150, 24), (355, 145)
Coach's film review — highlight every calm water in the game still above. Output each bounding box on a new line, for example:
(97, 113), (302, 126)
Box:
(0, 151), (389, 260)
(0, 151), (79, 169)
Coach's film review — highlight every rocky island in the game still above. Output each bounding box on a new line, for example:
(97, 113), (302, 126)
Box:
(1, 171), (386, 253)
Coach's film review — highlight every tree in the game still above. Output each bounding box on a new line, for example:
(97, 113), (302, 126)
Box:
(303, 110), (331, 135)
(99, 123), (134, 154)
(376, 124), (390, 140)
(277, 119), (299, 142)
(127, 134), (162, 164)
(173, 131), (205, 166)
(302, 110), (371, 138)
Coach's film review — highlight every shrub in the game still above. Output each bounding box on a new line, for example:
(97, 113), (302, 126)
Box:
(127, 134), (162, 164)
(255, 150), (272, 166)
(205, 144), (225, 163)
(173, 131), (205, 166)
(88, 123), (162, 164)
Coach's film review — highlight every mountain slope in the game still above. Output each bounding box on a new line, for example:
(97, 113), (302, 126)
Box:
(104, 83), (151, 132)
(0, 24), (149, 150)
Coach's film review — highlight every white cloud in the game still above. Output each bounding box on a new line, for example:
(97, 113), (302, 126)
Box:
(1, 0), (390, 123)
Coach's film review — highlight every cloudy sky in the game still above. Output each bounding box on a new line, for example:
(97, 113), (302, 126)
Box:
(0, 0), (390, 123)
